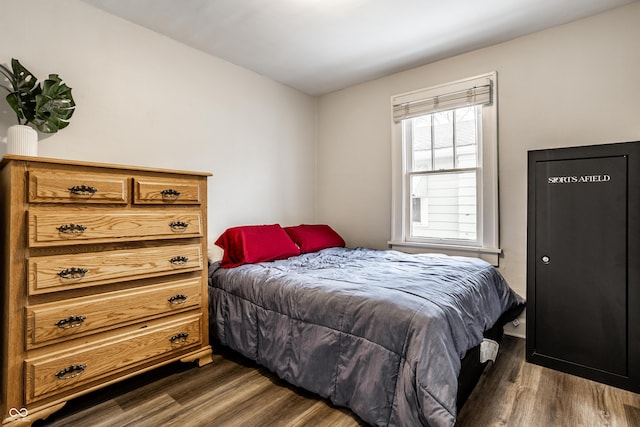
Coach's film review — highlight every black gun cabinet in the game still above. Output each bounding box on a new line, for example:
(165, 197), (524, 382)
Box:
(526, 141), (640, 393)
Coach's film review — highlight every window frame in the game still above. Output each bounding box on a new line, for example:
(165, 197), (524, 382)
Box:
(389, 72), (501, 265)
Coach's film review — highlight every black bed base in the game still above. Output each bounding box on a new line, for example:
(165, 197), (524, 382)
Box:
(456, 322), (504, 411)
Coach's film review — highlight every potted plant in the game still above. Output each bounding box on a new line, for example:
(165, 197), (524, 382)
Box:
(0, 58), (75, 156)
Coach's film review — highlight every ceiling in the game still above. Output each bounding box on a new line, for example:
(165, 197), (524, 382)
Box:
(81, 0), (636, 95)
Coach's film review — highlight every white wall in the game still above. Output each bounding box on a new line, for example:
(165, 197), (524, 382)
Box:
(0, 0), (318, 252)
(316, 2), (640, 335)
(3, 1), (640, 335)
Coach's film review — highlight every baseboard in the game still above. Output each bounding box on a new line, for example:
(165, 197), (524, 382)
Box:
(503, 318), (526, 339)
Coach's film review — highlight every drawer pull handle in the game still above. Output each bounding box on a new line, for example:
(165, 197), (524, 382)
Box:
(170, 332), (189, 344)
(170, 256), (189, 266)
(57, 267), (88, 280)
(161, 189), (181, 200)
(55, 315), (86, 329)
(56, 223), (87, 235)
(169, 221), (189, 232)
(55, 364), (86, 380)
(168, 294), (188, 304)
(68, 185), (98, 196)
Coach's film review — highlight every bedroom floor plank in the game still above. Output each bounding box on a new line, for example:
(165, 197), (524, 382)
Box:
(35, 336), (640, 427)
(456, 336), (640, 427)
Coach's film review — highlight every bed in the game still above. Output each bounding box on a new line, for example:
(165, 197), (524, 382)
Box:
(208, 224), (525, 427)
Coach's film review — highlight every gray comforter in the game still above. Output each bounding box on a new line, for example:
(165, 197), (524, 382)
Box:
(208, 247), (524, 426)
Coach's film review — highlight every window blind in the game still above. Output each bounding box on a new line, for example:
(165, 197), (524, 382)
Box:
(393, 82), (492, 123)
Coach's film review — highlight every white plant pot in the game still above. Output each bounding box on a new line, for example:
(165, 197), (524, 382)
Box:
(7, 125), (38, 156)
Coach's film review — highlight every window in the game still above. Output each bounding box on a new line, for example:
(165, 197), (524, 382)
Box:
(407, 106), (480, 241)
(390, 73), (500, 265)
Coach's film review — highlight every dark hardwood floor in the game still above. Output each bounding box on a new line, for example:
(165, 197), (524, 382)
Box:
(35, 336), (640, 426)
(456, 337), (640, 427)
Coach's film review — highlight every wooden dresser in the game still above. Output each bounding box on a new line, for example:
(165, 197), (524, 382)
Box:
(0, 155), (213, 425)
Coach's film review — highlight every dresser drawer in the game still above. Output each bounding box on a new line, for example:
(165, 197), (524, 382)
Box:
(29, 209), (202, 247)
(25, 314), (202, 403)
(28, 169), (128, 204)
(134, 177), (201, 204)
(28, 244), (203, 294)
(26, 278), (202, 347)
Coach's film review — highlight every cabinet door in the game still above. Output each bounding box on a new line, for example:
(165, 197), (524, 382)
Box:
(533, 155), (627, 374)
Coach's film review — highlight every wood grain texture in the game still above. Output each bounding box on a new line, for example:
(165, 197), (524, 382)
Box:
(29, 209), (203, 247)
(456, 336), (640, 427)
(26, 278), (201, 348)
(35, 346), (366, 427)
(28, 243), (203, 294)
(28, 169), (129, 204)
(1, 156), (212, 425)
(0, 154), (212, 177)
(26, 315), (202, 404)
(34, 336), (640, 427)
(134, 178), (202, 204)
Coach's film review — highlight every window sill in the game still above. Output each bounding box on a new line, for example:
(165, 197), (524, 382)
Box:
(387, 240), (502, 266)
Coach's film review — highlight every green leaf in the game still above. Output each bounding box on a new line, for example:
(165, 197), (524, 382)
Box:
(0, 59), (42, 125)
(33, 74), (76, 133)
(11, 59), (38, 93)
(5, 93), (23, 119)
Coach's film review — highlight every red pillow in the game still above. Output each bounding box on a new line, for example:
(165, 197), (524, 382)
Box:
(215, 224), (300, 268)
(284, 224), (346, 254)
